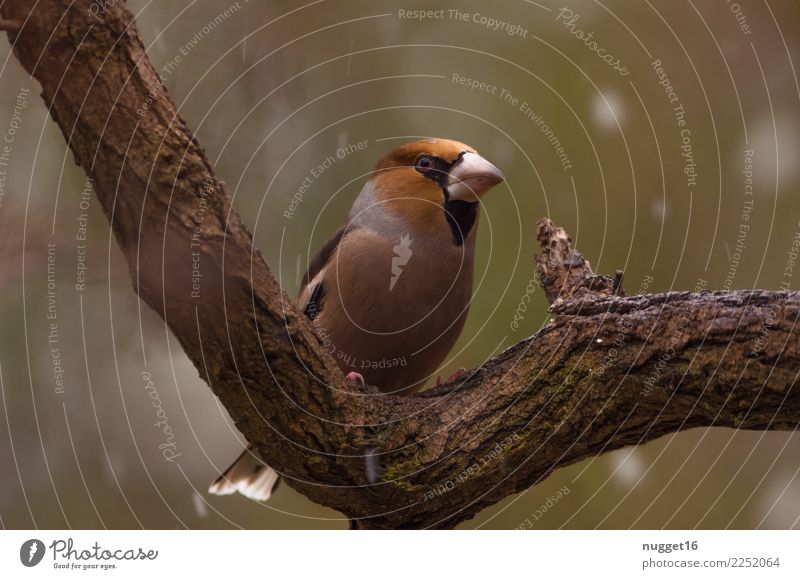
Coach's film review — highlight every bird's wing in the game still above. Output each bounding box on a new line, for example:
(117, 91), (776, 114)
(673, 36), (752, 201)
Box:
(297, 222), (355, 317)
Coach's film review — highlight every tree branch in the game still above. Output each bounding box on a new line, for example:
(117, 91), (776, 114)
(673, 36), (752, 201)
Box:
(4, 0), (799, 529)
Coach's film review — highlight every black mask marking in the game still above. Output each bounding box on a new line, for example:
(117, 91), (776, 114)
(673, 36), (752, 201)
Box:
(443, 152), (477, 245)
(415, 151), (478, 245)
(417, 156), (453, 188)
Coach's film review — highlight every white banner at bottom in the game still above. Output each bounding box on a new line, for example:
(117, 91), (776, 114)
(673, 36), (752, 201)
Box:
(0, 530), (796, 578)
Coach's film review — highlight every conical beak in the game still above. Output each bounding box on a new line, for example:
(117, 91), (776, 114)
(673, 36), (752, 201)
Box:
(446, 152), (504, 203)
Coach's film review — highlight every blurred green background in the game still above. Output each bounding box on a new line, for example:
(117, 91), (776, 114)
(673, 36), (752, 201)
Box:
(1, 0), (799, 529)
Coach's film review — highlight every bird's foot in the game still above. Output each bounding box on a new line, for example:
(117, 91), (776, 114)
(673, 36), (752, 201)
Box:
(345, 371), (365, 387)
(436, 367), (467, 387)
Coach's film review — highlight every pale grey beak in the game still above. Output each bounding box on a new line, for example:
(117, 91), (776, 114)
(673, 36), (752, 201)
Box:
(447, 152), (504, 203)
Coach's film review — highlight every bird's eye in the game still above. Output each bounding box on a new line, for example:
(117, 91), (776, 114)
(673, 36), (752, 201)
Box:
(415, 155), (435, 173)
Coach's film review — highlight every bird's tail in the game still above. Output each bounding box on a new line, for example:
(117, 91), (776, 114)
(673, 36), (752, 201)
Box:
(209, 445), (280, 502)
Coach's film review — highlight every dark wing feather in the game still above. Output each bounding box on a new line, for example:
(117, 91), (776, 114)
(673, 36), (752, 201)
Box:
(297, 223), (354, 318)
(303, 282), (326, 320)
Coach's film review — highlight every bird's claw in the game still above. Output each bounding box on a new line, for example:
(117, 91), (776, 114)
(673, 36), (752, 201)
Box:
(346, 371), (365, 387)
(436, 367), (467, 387)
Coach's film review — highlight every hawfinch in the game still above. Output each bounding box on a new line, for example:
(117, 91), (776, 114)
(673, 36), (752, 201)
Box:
(210, 138), (504, 501)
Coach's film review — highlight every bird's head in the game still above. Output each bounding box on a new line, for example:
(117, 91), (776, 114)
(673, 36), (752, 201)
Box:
(361, 138), (504, 242)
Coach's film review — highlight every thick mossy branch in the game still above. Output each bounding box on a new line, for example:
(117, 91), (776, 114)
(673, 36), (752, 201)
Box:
(4, 0), (799, 530)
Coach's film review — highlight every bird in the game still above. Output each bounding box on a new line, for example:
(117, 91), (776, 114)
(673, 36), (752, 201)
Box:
(209, 138), (504, 501)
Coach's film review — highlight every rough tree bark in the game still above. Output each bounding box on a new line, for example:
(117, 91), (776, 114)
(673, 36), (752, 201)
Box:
(3, 0), (798, 529)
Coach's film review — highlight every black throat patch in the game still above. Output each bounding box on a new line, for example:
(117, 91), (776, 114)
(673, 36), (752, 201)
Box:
(418, 152), (479, 245)
(443, 199), (478, 246)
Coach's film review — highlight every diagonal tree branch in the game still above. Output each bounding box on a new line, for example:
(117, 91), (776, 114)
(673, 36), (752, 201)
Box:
(3, 0), (799, 529)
